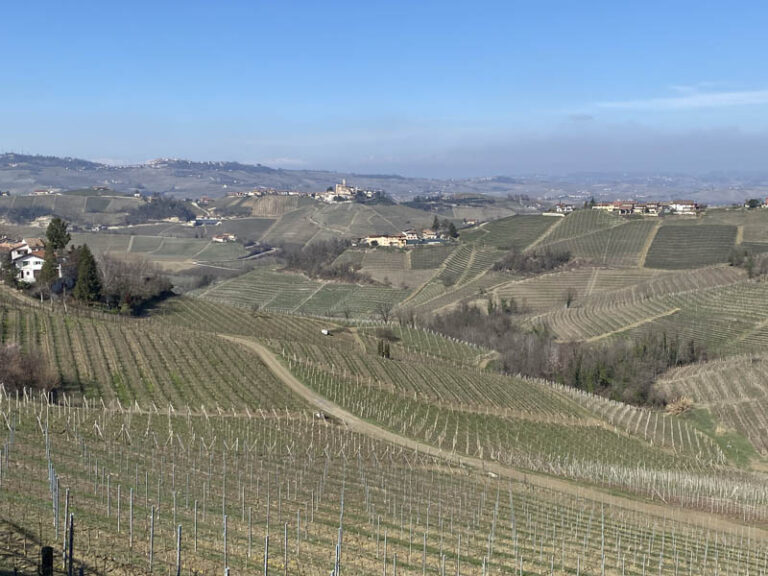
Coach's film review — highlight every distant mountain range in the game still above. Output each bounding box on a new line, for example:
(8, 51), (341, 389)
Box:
(1, 153), (767, 204)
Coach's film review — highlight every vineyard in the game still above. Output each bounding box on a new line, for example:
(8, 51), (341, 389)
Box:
(193, 266), (410, 318)
(68, 233), (247, 264)
(0, 303), (302, 410)
(0, 193), (141, 226)
(493, 268), (658, 313)
(526, 267), (756, 351)
(538, 219), (658, 267)
(644, 224), (737, 269)
(7, 204), (768, 575)
(462, 215), (555, 250)
(539, 211), (621, 244)
(656, 355), (768, 456)
(273, 328), (768, 514)
(5, 392), (768, 576)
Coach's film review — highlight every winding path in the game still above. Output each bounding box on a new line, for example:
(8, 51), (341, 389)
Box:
(223, 334), (768, 538)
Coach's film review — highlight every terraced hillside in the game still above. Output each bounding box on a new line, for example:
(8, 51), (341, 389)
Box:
(527, 266), (750, 348)
(193, 266), (409, 317)
(0, 191), (142, 225)
(656, 355), (768, 456)
(0, 302), (301, 409)
(540, 218), (658, 266)
(461, 214), (556, 249)
(71, 232), (247, 264)
(493, 267), (659, 313)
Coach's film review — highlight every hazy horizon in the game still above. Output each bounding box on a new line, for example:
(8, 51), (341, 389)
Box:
(3, 1), (768, 178)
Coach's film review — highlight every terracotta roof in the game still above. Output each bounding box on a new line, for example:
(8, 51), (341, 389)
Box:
(16, 250), (45, 260)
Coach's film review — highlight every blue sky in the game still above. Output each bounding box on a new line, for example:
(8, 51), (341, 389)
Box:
(2, 1), (768, 176)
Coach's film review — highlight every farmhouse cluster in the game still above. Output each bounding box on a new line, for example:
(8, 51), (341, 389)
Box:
(224, 179), (384, 204)
(0, 237), (47, 283)
(361, 228), (446, 248)
(592, 200), (699, 216)
(549, 200), (700, 216)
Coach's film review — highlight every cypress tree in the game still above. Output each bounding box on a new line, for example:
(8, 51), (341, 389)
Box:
(73, 245), (102, 303)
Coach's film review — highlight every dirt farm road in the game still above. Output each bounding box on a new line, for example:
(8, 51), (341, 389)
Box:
(224, 334), (768, 539)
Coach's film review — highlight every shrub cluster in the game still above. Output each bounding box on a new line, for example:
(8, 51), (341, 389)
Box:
(429, 304), (706, 406)
(492, 247), (571, 274)
(0, 343), (59, 393)
(729, 247), (768, 279)
(0, 205), (52, 223)
(282, 239), (371, 283)
(125, 196), (195, 224)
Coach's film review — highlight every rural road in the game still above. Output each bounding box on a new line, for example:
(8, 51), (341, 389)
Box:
(224, 334), (768, 538)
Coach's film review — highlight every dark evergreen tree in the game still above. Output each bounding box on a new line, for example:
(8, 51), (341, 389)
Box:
(73, 245), (102, 303)
(45, 217), (71, 253)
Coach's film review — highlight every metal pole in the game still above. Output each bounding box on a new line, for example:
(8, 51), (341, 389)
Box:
(176, 524), (182, 576)
(149, 506), (155, 573)
(67, 513), (74, 576)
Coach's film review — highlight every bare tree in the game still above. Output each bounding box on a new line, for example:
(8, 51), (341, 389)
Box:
(375, 302), (393, 323)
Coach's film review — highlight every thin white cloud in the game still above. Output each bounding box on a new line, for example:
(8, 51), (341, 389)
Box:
(598, 89), (768, 110)
(261, 157), (306, 167)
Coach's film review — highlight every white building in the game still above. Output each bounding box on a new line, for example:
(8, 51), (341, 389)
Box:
(363, 234), (407, 248)
(14, 251), (45, 283)
(669, 200), (697, 215)
(10, 238), (45, 261)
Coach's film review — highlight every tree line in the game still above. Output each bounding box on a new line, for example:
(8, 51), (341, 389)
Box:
(125, 196), (195, 224)
(492, 247), (571, 274)
(0, 205), (53, 224)
(428, 303), (706, 406)
(2, 217), (173, 315)
(281, 239), (372, 284)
